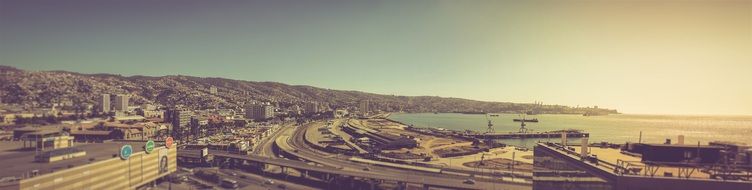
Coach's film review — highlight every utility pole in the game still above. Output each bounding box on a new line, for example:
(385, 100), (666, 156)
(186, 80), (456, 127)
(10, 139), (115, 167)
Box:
(512, 151), (516, 181)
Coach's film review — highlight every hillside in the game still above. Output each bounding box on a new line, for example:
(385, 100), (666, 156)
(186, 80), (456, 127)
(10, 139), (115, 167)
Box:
(0, 65), (617, 114)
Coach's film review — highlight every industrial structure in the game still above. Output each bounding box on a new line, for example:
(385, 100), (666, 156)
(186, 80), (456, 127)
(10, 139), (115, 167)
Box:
(533, 136), (752, 190)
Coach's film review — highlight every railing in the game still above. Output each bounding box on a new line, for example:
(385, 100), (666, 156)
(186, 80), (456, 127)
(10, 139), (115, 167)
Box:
(615, 159), (752, 181)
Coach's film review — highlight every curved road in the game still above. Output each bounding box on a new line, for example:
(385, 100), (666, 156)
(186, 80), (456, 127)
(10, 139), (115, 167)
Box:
(280, 120), (531, 190)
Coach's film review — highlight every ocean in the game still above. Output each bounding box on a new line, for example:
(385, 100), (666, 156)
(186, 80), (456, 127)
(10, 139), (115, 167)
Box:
(388, 113), (752, 148)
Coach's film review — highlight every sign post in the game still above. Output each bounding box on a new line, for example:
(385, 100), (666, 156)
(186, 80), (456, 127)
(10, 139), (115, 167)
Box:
(120, 145), (133, 160)
(145, 140), (155, 154)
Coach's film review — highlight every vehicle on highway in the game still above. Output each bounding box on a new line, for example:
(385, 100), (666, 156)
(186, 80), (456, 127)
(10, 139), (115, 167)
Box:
(264, 179), (275, 185)
(362, 167), (371, 171)
(278, 184), (287, 189)
(463, 179), (476, 184)
(220, 178), (239, 189)
(180, 167), (194, 174)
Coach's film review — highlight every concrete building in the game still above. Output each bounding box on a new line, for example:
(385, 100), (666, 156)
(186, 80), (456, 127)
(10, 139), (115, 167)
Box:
(245, 104), (274, 121)
(209, 86), (218, 94)
(98, 94), (110, 114)
(165, 108), (193, 141)
(113, 94), (129, 112)
(303, 102), (319, 115)
(0, 134), (176, 190)
(533, 139), (752, 190)
(360, 100), (370, 115)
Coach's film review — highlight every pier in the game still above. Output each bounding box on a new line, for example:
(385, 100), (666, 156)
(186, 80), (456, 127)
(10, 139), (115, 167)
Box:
(469, 131), (589, 139)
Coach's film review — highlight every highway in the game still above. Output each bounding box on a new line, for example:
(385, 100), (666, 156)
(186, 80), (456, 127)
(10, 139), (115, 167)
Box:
(277, 120), (532, 190)
(253, 123), (293, 157)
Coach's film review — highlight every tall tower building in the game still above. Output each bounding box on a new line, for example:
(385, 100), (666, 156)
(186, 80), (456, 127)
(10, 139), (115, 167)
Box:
(98, 94), (111, 114)
(113, 94), (129, 112)
(360, 100), (370, 115)
(303, 102), (319, 115)
(166, 108), (193, 141)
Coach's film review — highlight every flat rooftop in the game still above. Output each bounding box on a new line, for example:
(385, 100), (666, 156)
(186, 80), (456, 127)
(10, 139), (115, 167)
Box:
(568, 145), (714, 179)
(0, 141), (148, 179)
(539, 143), (751, 181)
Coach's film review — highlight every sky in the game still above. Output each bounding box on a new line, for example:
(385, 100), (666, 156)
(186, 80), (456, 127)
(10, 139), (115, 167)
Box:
(1, 0), (751, 115)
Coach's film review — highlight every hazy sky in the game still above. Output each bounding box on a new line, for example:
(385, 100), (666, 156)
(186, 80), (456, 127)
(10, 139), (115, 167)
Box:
(1, 0), (751, 115)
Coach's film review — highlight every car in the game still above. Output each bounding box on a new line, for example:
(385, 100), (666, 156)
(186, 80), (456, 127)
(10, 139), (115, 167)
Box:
(230, 172), (237, 176)
(277, 184), (287, 189)
(362, 167), (371, 171)
(463, 179), (476, 184)
(264, 179), (275, 185)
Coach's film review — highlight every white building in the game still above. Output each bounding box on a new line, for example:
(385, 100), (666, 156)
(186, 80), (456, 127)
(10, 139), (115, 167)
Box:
(98, 94), (110, 113)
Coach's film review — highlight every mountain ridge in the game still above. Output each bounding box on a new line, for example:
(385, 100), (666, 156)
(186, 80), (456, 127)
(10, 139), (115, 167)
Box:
(0, 65), (618, 115)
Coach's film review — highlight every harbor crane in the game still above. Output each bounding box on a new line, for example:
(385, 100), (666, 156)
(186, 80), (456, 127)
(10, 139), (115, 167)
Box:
(485, 114), (495, 134)
(514, 114), (530, 133)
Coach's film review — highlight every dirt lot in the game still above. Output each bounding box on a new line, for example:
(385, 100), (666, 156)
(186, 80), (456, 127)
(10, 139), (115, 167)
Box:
(463, 158), (533, 172)
(359, 118), (470, 158)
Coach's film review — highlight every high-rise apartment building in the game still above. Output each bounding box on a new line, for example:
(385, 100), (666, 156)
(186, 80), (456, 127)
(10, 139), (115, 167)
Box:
(113, 94), (129, 112)
(245, 103), (274, 121)
(165, 108), (192, 141)
(303, 102), (319, 115)
(360, 100), (370, 114)
(98, 94), (110, 114)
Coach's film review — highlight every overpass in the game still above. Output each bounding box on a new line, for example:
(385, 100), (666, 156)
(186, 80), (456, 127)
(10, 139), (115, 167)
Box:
(179, 149), (530, 190)
(210, 152), (489, 190)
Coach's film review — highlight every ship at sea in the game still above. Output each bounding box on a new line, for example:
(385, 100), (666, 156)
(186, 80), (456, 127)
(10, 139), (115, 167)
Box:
(513, 118), (539, 122)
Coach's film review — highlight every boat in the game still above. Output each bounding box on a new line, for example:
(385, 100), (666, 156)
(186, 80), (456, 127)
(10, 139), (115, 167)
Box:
(454, 111), (487, 115)
(513, 118), (538, 122)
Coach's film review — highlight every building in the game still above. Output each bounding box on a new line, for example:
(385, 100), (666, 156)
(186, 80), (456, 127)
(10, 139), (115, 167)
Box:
(98, 94), (110, 114)
(533, 137), (752, 190)
(360, 100), (370, 115)
(113, 94), (129, 112)
(188, 116), (208, 141)
(165, 108), (193, 141)
(0, 134), (176, 190)
(245, 104), (274, 121)
(209, 86), (218, 94)
(303, 102), (319, 115)
(2, 113), (35, 125)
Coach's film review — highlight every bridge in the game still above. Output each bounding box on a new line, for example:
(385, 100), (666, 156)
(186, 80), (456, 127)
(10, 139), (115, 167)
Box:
(178, 149), (529, 190)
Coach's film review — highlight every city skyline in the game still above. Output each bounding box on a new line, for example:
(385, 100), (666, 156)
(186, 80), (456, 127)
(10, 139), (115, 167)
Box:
(2, 0), (751, 115)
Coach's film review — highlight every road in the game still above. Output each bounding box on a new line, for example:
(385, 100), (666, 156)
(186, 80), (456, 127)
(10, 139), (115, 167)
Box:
(254, 123), (293, 157)
(280, 120), (532, 190)
(250, 123), (305, 176)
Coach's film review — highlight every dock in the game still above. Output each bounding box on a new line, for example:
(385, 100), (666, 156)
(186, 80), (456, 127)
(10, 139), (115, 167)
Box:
(469, 131), (589, 139)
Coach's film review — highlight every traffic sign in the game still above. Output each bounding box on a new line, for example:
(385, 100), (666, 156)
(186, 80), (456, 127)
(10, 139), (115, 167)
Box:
(145, 140), (155, 154)
(165, 137), (174, 149)
(120, 145), (133, 160)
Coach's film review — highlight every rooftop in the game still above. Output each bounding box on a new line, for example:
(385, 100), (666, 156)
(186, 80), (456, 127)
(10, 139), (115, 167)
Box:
(539, 142), (752, 181)
(0, 141), (149, 179)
